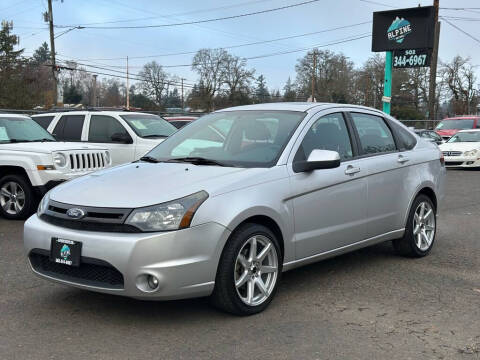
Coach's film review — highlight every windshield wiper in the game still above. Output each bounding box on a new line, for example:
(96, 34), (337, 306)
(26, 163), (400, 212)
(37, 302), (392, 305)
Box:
(166, 157), (229, 167)
(139, 156), (160, 163)
(142, 134), (168, 138)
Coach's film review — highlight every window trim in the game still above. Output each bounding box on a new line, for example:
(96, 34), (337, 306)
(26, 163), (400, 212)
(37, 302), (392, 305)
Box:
(346, 111), (399, 159)
(87, 114), (133, 144)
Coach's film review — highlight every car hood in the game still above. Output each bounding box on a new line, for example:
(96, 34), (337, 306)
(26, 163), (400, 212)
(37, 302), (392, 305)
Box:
(439, 142), (480, 152)
(0, 142), (106, 154)
(435, 129), (458, 137)
(49, 162), (275, 208)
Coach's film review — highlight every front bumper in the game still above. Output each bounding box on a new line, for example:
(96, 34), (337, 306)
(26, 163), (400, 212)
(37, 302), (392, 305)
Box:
(24, 215), (231, 300)
(444, 156), (480, 168)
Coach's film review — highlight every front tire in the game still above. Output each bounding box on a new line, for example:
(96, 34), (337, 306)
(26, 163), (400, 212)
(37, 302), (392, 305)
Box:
(393, 194), (436, 257)
(0, 175), (35, 220)
(211, 223), (282, 315)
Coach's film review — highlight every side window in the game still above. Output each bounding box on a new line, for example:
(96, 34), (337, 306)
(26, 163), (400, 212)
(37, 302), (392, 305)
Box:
(431, 132), (442, 142)
(389, 121), (416, 151)
(350, 113), (396, 155)
(295, 112), (353, 161)
(32, 116), (54, 130)
(476, 120), (480, 129)
(89, 115), (129, 143)
(53, 115), (85, 141)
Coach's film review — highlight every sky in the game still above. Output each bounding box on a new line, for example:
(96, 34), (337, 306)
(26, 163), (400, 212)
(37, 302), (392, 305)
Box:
(3, 0), (480, 92)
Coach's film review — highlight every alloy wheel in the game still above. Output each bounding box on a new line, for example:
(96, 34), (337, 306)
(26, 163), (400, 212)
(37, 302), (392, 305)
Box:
(0, 181), (26, 215)
(234, 235), (279, 306)
(413, 201), (435, 251)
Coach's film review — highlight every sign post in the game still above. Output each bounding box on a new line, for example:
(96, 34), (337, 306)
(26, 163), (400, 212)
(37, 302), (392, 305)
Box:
(372, 6), (435, 115)
(383, 51), (393, 114)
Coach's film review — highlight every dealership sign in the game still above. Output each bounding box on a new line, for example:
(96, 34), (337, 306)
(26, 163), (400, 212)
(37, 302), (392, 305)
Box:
(393, 48), (431, 68)
(372, 6), (435, 52)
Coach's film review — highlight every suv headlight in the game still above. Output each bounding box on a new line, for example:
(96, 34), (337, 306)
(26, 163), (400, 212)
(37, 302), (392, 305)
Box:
(53, 152), (67, 168)
(125, 191), (209, 232)
(37, 191), (50, 217)
(464, 149), (478, 157)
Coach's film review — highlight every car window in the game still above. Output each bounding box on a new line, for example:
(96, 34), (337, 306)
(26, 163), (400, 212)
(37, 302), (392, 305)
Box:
(435, 119), (474, 130)
(295, 112), (353, 161)
(53, 115), (85, 141)
(0, 116), (56, 142)
(477, 120), (480, 129)
(430, 132), (442, 141)
(32, 115), (54, 130)
(389, 121), (416, 151)
(170, 121), (188, 129)
(120, 114), (176, 138)
(89, 115), (129, 143)
(351, 113), (396, 154)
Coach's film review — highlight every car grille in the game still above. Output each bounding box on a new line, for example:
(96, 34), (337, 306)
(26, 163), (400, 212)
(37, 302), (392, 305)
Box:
(442, 151), (462, 157)
(68, 151), (109, 171)
(41, 200), (139, 233)
(445, 161), (464, 166)
(29, 249), (124, 289)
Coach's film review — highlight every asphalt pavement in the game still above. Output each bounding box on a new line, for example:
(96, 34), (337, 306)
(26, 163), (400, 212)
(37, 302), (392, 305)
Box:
(0, 170), (479, 359)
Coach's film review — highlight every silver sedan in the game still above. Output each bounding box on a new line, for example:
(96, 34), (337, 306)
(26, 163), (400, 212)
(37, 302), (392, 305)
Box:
(24, 103), (446, 315)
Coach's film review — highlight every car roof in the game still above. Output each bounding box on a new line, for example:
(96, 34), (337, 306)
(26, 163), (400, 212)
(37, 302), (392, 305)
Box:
(215, 102), (386, 115)
(0, 113), (30, 118)
(31, 111), (157, 117)
(457, 129), (480, 133)
(442, 116), (480, 120)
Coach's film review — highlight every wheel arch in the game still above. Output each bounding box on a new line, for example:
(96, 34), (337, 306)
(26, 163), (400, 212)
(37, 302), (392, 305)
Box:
(403, 183), (438, 228)
(0, 166), (32, 185)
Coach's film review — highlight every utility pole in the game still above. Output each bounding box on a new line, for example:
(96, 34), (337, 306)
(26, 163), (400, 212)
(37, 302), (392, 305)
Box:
(181, 78), (185, 110)
(126, 56), (130, 110)
(47, 0), (57, 106)
(92, 74), (97, 107)
(311, 50), (317, 102)
(428, 0), (440, 122)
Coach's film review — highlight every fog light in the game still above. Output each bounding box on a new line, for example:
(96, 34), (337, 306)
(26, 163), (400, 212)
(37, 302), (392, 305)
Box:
(147, 275), (159, 290)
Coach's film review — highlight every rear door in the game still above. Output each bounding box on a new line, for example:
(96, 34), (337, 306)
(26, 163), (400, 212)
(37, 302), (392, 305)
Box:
(52, 114), (86, 142)
(348, 111), (412, 238)
(86, 114), (135, 165)
(289, 111), (367, 259)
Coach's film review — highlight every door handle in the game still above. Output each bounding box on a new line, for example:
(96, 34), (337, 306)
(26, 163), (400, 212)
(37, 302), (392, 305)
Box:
(345, 165), (361, 175)
(398, 155), (410, 164)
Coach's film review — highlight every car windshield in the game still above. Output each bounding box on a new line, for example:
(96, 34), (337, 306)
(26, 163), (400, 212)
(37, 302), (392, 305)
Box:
(144, 110), (306, 168)
(121, 114), (177, 138)
(447, 131), (480, 143)
(0, 116), (56, 143)
(435, 119), (474, 130)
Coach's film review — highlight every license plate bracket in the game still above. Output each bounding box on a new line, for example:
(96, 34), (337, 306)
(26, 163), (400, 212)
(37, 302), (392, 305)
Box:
(50, 237), (82, 267)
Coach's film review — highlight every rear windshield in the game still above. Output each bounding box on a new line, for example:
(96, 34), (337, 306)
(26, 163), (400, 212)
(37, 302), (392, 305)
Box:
(121, 114), (177, 138)
(435, 119), (474, 130)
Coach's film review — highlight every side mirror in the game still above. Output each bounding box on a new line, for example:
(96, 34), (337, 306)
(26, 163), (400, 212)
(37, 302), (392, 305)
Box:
(293, 149), (341, 173)
(111, 132), (133, 144)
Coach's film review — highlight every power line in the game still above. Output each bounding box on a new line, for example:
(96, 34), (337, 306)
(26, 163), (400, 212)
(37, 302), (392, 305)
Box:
(441, 17), (480, 45)
(54, 0), (322, 29)
(56, 20), (372, 62)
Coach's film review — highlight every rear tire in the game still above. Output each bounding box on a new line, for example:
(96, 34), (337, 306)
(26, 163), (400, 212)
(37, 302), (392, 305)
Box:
(210, 223), (282, 316)
(393, 194), (436, 257)
(0, 174), (35, 220)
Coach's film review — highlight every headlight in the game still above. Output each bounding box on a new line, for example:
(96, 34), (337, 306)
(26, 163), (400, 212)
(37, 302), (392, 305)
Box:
(464, 149), (478, 157)
(125, 191), (208, 232)
(104, 151), (111, 165)
(37, 191), (50, 217)
(53, 152), (67, 168)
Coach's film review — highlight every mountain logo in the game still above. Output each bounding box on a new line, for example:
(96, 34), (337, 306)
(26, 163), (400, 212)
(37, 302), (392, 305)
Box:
(387, 17), (412, 43)
(60, 244), (71, 260)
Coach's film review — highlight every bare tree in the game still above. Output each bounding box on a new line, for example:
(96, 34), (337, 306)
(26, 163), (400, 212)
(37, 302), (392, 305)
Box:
(138, 61), (170, 108)
(223, 54), (255, 105)
(192, 48), (229, 111)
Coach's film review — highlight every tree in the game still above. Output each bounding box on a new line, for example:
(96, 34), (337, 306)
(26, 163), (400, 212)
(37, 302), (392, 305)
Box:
(192, 48), (229, 111)
(31, 42), (50, 64)
(255, 74), (270, 103)
(223, 54), (255, 106)
(283, 77), (296, 101)
(138, 61), (171, 109)
(62, 83), (82, 104)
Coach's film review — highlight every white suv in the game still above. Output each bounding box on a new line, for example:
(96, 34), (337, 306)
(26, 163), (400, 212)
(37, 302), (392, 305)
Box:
(0, 114), (110, 219)
(32, 111), (177, 166)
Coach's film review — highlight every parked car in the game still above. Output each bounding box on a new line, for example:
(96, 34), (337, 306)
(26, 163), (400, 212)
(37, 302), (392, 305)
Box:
(25, 103), (445, 315)
(414, 129), (444, 145)
(435, 116), (480, 140)
(0, 114), (110, 220)
(439, 129), (480, 168)
(165, 116), (198, 129)
(32, 111), (177, 165)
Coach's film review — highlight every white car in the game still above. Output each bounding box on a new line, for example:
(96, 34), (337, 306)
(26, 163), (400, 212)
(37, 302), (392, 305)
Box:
(0, 114), (110, 220)
(439, 129), (480, 168)
(32, 111), (177, 166)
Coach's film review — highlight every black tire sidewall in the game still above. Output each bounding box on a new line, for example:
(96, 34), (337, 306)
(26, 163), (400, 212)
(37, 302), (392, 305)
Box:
(212, 223), (283, 315)
(0, 175), (34, 220)
(404, 194), (436, 257)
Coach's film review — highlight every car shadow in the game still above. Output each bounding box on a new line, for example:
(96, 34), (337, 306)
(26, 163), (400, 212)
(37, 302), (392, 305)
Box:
(45, 241), (399, 320)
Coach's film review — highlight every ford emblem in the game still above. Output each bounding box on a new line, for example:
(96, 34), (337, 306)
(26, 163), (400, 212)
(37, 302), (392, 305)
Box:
(66, 208), (86, 219)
